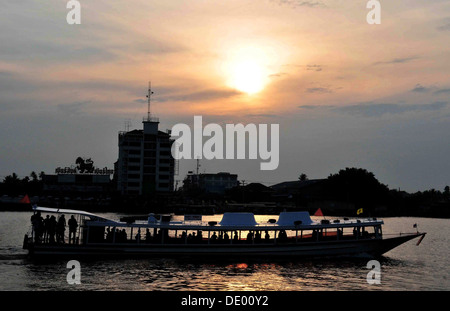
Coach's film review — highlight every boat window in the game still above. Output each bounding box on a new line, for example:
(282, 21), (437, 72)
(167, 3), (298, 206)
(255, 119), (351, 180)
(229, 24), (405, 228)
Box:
(299, 230), (314, 241)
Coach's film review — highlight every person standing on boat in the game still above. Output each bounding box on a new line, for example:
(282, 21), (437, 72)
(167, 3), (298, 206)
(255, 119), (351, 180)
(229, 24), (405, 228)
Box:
(145, 229), (151, 243)
(56, 214), (66, 244)
(68, 215), (78, 244)
(43, 215), (50, 243)
(48, 215), (57, 244)
(30, 211), (43, 244)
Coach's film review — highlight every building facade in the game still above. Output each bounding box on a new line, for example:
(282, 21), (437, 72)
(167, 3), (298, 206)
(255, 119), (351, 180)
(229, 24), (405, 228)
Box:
(116, 118), (175, 195)
(184, 172), (238, 194)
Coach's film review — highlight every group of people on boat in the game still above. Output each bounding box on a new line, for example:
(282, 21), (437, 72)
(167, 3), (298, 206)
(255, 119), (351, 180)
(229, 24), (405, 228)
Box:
(96, 226), (297, 245)
(30, 212), (78, 244)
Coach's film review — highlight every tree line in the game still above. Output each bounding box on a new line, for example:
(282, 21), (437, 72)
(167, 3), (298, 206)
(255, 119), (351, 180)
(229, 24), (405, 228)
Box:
(1, 171), (45, 196)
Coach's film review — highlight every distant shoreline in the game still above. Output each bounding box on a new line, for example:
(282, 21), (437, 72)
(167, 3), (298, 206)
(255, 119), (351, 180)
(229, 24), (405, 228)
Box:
(1, 202), (449, 219)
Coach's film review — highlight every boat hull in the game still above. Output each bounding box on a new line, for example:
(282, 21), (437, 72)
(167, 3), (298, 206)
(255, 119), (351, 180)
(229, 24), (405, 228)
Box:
(26, 233), (425, 259)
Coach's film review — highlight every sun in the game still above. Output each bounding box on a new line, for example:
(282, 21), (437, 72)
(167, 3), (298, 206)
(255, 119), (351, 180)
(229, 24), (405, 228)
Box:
(228, 60), (266, 95)
(222, 46), (272, 95)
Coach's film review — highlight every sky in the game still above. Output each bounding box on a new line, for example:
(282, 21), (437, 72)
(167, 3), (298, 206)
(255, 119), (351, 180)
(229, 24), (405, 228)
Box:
(0, 0), (449, 192)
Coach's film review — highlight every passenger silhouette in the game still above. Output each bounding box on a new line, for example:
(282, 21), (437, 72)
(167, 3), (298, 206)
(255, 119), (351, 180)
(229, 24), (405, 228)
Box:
(68, 215), (78, 244)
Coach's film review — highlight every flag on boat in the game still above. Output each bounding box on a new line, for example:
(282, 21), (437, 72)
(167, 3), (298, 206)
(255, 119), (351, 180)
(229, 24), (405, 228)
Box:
(356, 208), (363, 215)
(413, 223), (417, 228)
(19, 194), (30, 204)
(314, 208), (324, 217)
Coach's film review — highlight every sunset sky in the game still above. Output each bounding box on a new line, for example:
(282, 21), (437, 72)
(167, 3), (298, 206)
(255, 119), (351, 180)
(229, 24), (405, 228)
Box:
(1, 0), (449, 192)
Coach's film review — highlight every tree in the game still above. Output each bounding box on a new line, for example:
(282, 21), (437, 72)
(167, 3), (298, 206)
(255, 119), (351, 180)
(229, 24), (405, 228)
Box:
(30, 171), (38, 182)
(3, 173), (20, 184)
(298, 173), (308, 182)
(324, 167), (390, 204)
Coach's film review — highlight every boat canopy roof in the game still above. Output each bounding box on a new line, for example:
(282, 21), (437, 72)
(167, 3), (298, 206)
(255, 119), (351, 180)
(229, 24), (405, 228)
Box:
(219, 213), (257, 226)
(32, 206), (112, 222)
(277, 212), (313, 226)
(31, 206), (383, 230)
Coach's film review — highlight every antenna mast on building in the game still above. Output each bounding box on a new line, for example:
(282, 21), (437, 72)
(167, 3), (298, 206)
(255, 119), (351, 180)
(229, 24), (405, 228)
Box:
(146, 81), (154, 120)
(196, 158), (201, 175)
(124, 119), (131, 132)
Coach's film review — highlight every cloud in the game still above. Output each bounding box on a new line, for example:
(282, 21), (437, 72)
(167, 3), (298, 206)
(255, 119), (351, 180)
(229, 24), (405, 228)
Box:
(410, 84), (450, 95)
(269, 72), (288, 78)
(306, 64), (323, 72)
(57, 101), (91, 116)
(337, 102), (448, 117)
(373, 57), (419, 65)
(306, 87), (332, 94)
(411, 84), (430, 93)
(157, 88), (243, 103)
(437, 18), (450, 31)
(298, 105), (334, 109)
(434, 88), (450, 95)
(134, 98), (147, 104)
(270, 0), (325, 9)
(244, 114), (279, 118)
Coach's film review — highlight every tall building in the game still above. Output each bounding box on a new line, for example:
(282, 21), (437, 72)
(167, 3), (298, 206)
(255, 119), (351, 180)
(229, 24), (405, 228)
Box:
(116, 116), (175, 195)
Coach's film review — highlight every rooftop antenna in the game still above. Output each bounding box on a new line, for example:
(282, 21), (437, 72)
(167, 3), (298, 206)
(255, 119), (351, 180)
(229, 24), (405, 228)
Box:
(196, 158), (201, 175)
(124, 119), (131, 132)
(146, 81), (154, 120)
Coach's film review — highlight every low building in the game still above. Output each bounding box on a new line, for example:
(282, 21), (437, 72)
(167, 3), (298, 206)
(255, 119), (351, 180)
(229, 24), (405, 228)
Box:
(42, 174), (112, 195)
(184, 172), (238, 195)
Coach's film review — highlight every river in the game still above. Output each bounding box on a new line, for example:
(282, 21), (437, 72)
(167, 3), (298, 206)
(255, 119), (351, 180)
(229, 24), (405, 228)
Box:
(0, 211), (448, 291)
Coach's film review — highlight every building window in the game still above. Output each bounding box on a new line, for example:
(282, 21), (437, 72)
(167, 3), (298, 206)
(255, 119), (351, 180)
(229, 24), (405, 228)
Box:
(143, 167), (156, 173)
(144, 135), (156, 141)
(144, 142), (156, 149)
(143, 175), (155, 182)
(144, 150), (156, 157)
(144, 159), (156, 165)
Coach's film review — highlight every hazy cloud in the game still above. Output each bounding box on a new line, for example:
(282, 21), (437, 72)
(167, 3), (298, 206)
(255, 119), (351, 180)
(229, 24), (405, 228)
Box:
(306, 64), (323, 72)
(410, 84), (450, 95)
(134, 99), (147, 104)
(57, 101), (91, 116)
(298, 105), (335, 109)
(337, 102), (448, 117)
(437, 18), (450, 31)
(270, 0), (325, 9)
(157, 88), (242, 103)
(411, 84), (430, 93)
(306, 87), (332, 94)
(245, 114), (279, 118)
(434, 88), (450, 95)
(373, 57), (419, 65)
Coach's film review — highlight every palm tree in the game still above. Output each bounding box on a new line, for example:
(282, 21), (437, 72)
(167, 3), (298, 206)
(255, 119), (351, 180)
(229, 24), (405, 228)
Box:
(30, 171), (38, 182)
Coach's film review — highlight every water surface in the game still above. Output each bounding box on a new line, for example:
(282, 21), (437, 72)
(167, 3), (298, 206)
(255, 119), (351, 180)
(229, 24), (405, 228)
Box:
(0, 212), (448, 290)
